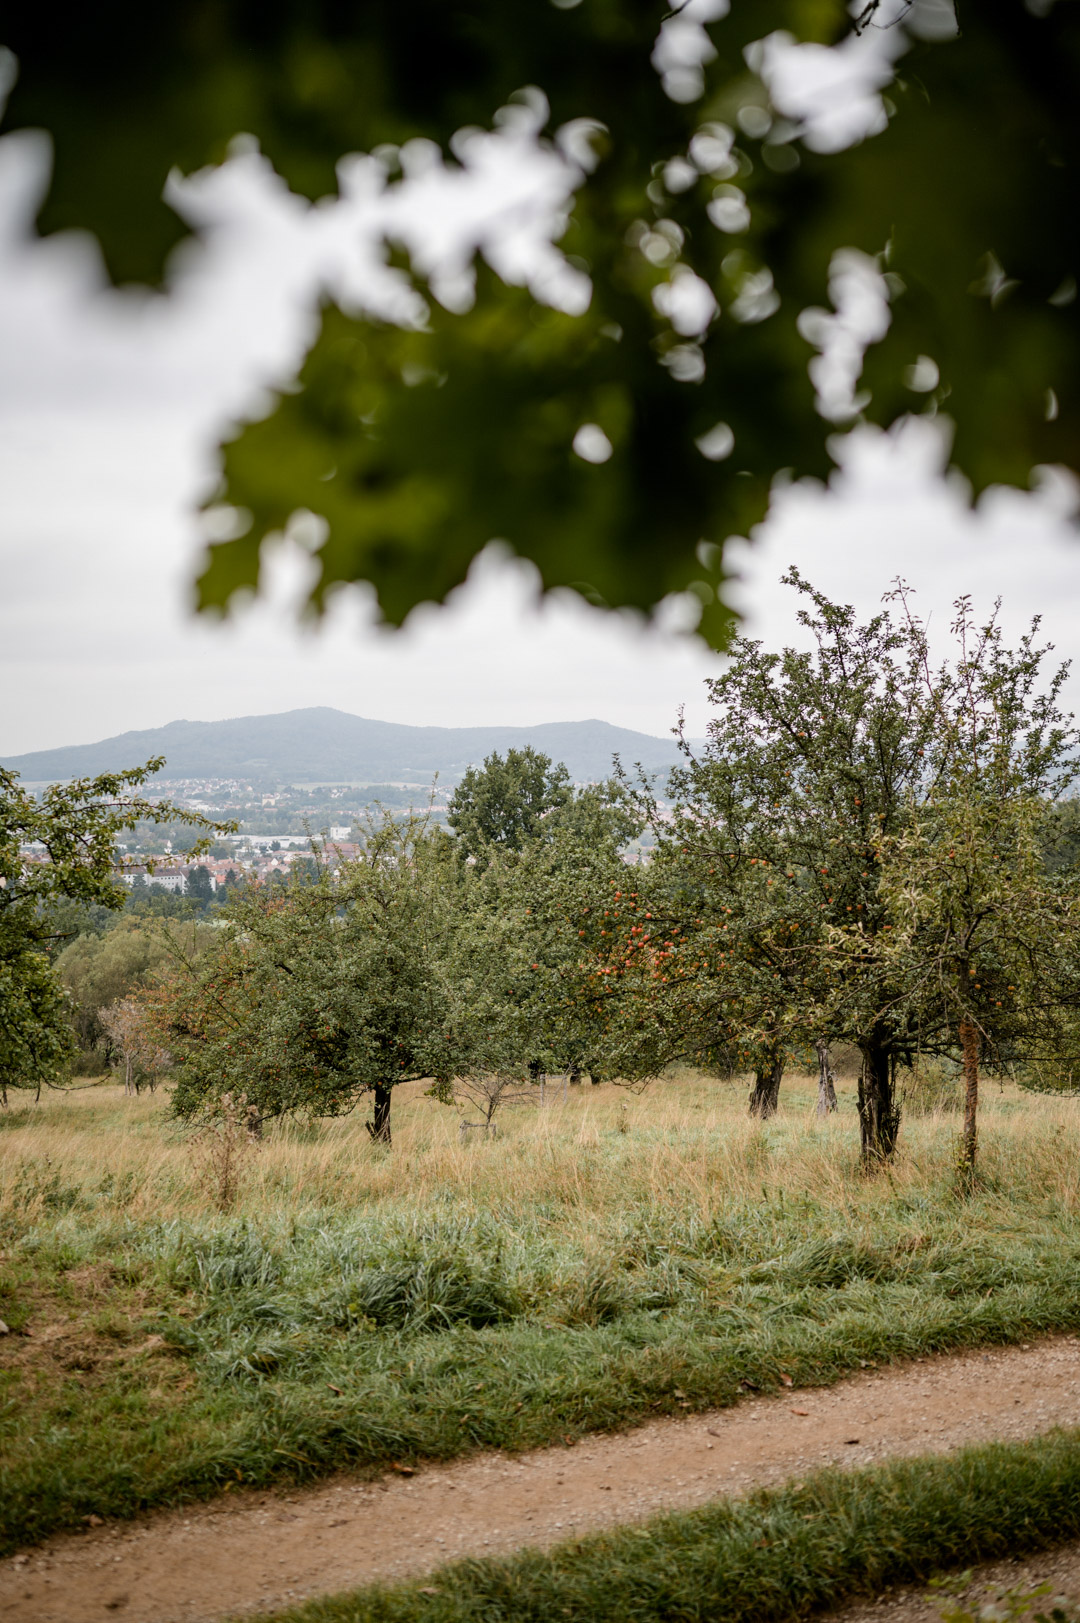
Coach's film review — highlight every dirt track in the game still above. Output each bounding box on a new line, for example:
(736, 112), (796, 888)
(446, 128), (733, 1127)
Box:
(3, 1336), (1080, 1623)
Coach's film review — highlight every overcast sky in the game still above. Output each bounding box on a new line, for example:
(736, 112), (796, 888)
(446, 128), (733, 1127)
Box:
(2, 33), (1079, 761)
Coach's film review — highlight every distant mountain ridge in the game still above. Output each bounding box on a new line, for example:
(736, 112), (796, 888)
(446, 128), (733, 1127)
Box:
(1, 708), (684, 786)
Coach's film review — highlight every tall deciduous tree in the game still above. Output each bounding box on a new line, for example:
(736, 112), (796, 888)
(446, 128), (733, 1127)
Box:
(99, 995), (171, 1096)
(184, 865), (216, 908)
(576, 833), (806, 1108)
(845, 600), (1080, 1178)
(874, 794), (1080, 1181)
(625, 572), (949, 1152)
(0, 761), (222, 1102)
(161, 813), (452, 1144)
(57, 916), (214, 1057)
(447, 749), (572, 869)
(437, 794), (637, 1094)
(613, 577), (1078, 1162)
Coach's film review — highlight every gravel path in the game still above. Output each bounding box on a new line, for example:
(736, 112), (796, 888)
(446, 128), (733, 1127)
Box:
(4, 1335), (1080, 1623)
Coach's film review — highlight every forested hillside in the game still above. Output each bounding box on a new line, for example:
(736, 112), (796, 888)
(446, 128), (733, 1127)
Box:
(1, 709), (682, 785)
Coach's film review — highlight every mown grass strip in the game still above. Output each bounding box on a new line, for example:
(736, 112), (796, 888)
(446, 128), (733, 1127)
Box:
(250, 1428), (1080, 1623)
(5, 1212), (1080, 1555)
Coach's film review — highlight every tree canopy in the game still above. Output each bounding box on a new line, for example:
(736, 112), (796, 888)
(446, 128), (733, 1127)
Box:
(447, 748), (572, 867)
(597, 576), (1080, 1160)
(3, 4), (1076, 642)
(0, 761), (222, 1100)
(159, 812), (454, 1143)
(56, 915), (214, 1058)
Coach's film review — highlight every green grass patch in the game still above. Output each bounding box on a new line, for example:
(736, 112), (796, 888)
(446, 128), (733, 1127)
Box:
(248, 1428), (1080, 1623)
(3, 1077), (1080, 1553)
(5, 1198), (1080, 1555)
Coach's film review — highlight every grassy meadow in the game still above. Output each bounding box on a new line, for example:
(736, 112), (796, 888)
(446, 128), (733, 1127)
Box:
(2, 1069), (1080, 1555)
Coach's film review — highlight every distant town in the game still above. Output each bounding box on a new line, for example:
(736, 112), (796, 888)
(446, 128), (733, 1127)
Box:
(14, 775), (660, 902)
(18, 778), (456, 902)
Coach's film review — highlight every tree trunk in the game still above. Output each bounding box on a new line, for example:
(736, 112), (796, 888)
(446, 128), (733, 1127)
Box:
(528, 1059), (547, 1104)
(748, 1048), (784, 1119)
(856, 1040), (901, 1165)
(959, 1015), (979, 1179)
(365, 1084), (393, 1145)
(569, 1068), (583, 1085)
(815, 1040), (838, 1116)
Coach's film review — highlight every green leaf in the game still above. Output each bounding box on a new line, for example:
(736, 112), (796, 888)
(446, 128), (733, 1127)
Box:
(199, 283), (779, 638)
(5, 4), (1078, 633)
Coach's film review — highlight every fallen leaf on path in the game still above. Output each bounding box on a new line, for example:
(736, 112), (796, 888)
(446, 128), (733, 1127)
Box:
(84, 1514), (104, 1527)
(790, 1408), (810, 1416)
(390, 1463), (416, 1476)
(779, 1372), (793, 1386)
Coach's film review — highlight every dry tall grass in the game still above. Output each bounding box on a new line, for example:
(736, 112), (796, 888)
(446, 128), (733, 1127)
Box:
(5, 1068), (1080, 1557)
(3, 1070), (1078, 1232)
